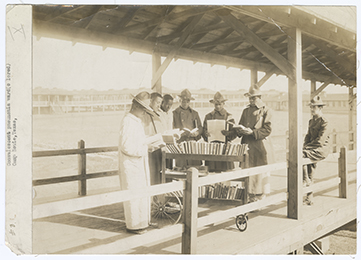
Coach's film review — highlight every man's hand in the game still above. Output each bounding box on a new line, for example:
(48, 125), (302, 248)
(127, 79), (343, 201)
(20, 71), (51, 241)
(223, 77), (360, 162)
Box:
(241, 127), (253, 135)
(221, 130), (231, 137)
(189, 130), (199, 138)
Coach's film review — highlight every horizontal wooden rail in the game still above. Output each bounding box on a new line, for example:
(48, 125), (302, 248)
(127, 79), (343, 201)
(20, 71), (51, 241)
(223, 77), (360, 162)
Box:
(198, 192), (287, 228)
(33, 170), (118, 186)
(303, 177), (340, 195)
(32, 146), (118, 157)
(34, 181), (184, 219)
(198, 162), (287, 186)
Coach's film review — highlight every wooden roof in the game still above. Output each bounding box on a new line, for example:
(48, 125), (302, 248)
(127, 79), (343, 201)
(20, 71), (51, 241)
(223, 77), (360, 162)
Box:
(33, 5), (356, 87)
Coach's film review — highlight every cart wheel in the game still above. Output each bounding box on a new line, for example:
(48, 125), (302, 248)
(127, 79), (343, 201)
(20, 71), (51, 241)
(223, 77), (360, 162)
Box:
(236, 214), (248, 232)
(151, 192), (183, 228)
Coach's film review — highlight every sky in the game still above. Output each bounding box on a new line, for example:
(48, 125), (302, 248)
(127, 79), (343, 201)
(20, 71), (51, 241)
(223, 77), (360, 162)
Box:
(33, 36), (350, 94)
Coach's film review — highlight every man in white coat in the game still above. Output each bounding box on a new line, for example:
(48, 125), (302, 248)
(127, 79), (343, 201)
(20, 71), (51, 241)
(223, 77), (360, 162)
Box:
(119, 91), (159, 234)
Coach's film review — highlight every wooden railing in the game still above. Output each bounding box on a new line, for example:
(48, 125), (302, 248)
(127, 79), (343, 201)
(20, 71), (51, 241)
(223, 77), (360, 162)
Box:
(33, 141), (351, 253)
(32, 140), (118, 195)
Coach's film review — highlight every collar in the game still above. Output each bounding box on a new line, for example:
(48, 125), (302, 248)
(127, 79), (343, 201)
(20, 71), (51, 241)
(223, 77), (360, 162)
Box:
(179, 106), (193, 112)
(128, 112), (142, 123)
(248, 99), (265, 109)
(211, 108), (226, 116)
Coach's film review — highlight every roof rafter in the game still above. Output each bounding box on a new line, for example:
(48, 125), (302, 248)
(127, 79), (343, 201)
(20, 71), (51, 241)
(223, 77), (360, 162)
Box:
(121, 6), (221, 34)
(151, 13), (205, 87)
(217, 9), (295, 80)
(303, 36), (355, 76)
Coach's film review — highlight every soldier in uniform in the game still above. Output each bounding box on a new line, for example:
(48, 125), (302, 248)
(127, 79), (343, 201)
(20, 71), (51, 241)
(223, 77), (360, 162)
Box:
(202, 91), (235, 172)
(223, 85), (272, 202)
(173, 89), (203, 167)
(303, 95), (330, 205)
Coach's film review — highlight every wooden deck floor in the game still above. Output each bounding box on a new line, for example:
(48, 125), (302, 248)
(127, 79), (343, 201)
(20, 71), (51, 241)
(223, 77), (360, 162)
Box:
(33, 151), (357, 254)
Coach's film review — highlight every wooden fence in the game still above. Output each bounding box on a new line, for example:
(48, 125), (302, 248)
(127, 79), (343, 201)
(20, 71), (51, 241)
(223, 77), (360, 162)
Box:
(33, 140), (351, 253)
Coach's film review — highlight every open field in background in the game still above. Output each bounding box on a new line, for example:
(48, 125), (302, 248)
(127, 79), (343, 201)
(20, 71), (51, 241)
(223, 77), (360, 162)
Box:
(32, 108), (354, 203)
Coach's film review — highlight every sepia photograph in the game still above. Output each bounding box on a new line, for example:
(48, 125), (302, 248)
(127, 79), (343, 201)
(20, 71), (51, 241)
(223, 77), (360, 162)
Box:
(4, 2), (358, 256)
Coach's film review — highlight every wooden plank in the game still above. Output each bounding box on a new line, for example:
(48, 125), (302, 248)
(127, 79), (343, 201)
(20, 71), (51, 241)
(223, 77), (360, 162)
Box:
(218, 9), (296, 81)
(338, 147), (348, 198)
(77, 140), (87, 196)
(182, 168), (198, 254)
(303, 177), (340, 194)
(165, 153), (244, 162)
(287, 27), (303, 220)
(33, 170), (118, 186)
(257, 67), (278, 87)
(111, 7), (140, 33)
(198, 162), (287, 186)
(33, 181), (185, 219)
(121, 6), (220, 34)
(33, 146), (118, 157)
(76, 224), (183, 254)
(197, 192), (287, 228)
(43, 5), (83, 21)
(151, 14), (204, 87)
(310, 81), (330, 99)
(82, 6), (103, 30)
(305, 36), (356, 76)
(250, 69), (258, 85)
(311, 80), (316, 96)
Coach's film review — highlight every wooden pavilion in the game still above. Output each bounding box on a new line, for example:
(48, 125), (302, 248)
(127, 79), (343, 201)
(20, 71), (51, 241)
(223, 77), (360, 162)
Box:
(6, 5), (357, 254)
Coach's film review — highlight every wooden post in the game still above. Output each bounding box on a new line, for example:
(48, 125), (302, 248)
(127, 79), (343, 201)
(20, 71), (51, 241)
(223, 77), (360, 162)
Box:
(310, 80), (316, 97)
(161, 149), (166, 183)
(182, 167), (198, 254)
(251, 69), (258, 86)
(78, 140), (87, 196)
(338, 147), (348, 199)
(348, 87), (354, 150)
(332, 129), (337, 153)
(152, 52), (162, 93)
(287, 27), (303, 220)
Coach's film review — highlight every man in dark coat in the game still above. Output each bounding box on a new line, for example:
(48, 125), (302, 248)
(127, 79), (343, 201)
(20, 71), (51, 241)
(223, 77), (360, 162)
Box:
(203, 91), (235, 172)
(303, 95), (330, 204)
(223, 85), (272, 202)
(173, 89), (203, 167)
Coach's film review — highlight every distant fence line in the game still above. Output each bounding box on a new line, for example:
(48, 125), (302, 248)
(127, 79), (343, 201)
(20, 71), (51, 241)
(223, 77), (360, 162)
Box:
(32, 129), (355, 197)
(33, 99), (352, 114)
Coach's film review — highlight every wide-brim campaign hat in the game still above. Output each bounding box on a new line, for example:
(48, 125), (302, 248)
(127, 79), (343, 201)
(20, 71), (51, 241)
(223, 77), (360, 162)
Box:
(210, 91), (227, 103)
(178, 89), (195, 100)
(244, 85), (262, 97)
(132, 92), (159, 117)
(308, 95), (326, 106)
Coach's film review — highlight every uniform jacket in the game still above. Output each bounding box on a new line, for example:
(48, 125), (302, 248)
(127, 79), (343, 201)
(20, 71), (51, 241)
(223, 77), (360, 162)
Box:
(173, 106), (203, 141)
(203, 108), (235, 172)
(236, 99), (272, 167)
(202, 108), (234, 142)
(303, 115), (330, 160)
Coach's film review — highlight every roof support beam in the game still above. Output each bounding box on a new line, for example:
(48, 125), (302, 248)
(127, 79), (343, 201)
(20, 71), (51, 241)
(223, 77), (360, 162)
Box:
(151, 14), (204, 88)
(310, 81), (330, 99)
(287, 27), (303, 220)
(257, 67), (278, 87)
(217, 9), (296, 81)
